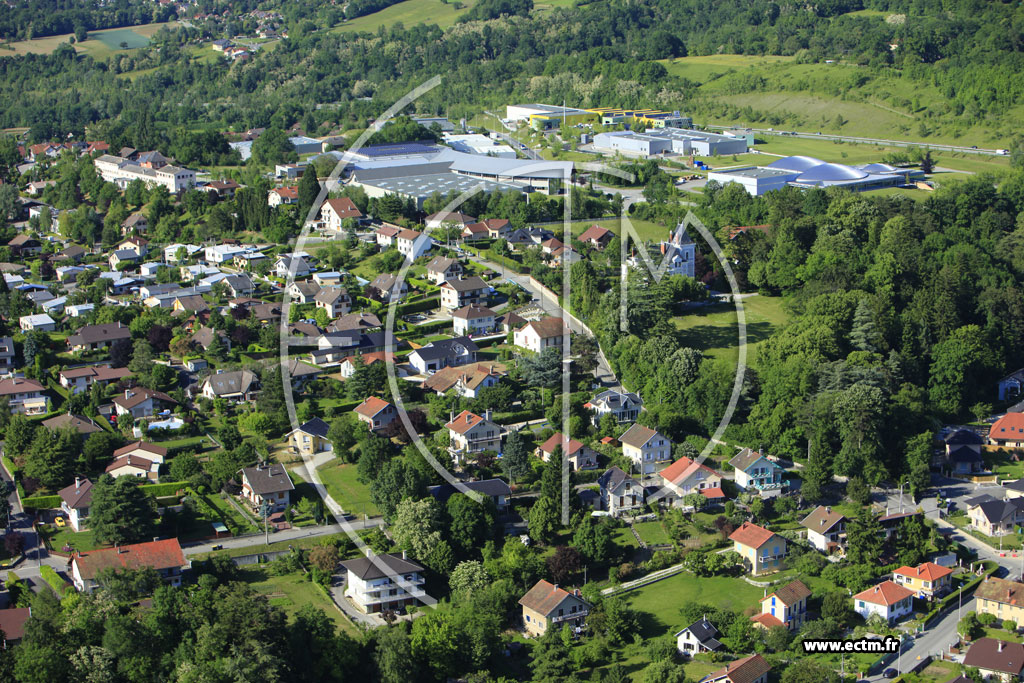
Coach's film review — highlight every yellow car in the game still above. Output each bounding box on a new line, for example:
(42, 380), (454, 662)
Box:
(54, 517), (66, 528)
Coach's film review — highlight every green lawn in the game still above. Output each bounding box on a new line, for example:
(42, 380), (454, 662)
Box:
(660, 54), (795, 83)
(241, 567), (361, 638)
(0, 21), (175, 58)
(39, 525), (105, 552)
(568, 217), (672, 245)
(315, 460), (379, 518)
(330, 0), (477, 33)
(673, 294), (790, 365)
(620, 571), (763, 639)
(908, 660), (962, 683)
(632, 520), (671, 546)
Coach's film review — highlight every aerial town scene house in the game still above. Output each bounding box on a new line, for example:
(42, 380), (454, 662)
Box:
(0, 5), (1016, 678)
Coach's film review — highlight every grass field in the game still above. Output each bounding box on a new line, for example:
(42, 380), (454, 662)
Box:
(632, 520), (671, 546)
(621, 571), (763, 638)
(241, 567), (361, 637)
(673, 295), (790, 365)
(330, 0), (477, 33)
(315, 460), (379, 517)
(658, 53), (1018, 147)
(569, 217), (672, 245)
(0, 21), (176, 58)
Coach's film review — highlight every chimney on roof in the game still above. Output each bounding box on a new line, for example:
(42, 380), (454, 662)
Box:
(825, 506), (831, 514)
(485, 408), (492, 421)
(75, 476), (81, 490)
(999, 640), (1005, 653)
(466, 414), (471, 424)
(402, 549), (407, 560)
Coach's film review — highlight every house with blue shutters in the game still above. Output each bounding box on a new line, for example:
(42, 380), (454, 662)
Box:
(728, 448), (786, 494)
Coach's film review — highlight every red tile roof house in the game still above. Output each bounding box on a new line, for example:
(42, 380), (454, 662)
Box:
(989, 413), (1024, 448)
(892, 561), (953, 600)
(751, 580), (811, 631)
(105, 454), (160, 481)
(536, 432), (597, 471)
(853, 581), (915, 624)
(729, 521), (787, 576)
(239, 463), (295, 513)
(655, 456), (723, 506)
(113, 441), (168, 465)
(70, 539), (189, 594)
(518, 579), (591, 637)
(699, 654), (771, 683)
(963, 638), (1024, 681)
(445, 409), (501, 463)
(321, 197), (365, 231)
(354, 396), (398, 432)
(578, 224), (615, 250)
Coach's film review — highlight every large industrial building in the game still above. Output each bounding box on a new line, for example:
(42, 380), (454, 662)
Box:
(708, 156), (924, 196)
(343, 145), (573, 209)
(593, 128), (748, 156)
(505, 104), (691, 131)
(442, 133), (517, 158)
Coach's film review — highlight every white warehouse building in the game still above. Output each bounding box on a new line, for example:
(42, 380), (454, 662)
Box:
(593, 128), (748, 157)
(442, 133), (517, 158)
(708, 156), (924, 196)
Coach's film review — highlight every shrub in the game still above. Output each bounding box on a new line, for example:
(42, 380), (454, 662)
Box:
(1004, 619), (1018, 632)
(977, 612), (998, 626)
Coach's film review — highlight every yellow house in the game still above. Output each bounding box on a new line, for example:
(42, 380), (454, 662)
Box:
(729, 521), (786, 576)
(891, 562), (953, 600)
(976, 577), (1024, 628)
(286, 417), (332, 457)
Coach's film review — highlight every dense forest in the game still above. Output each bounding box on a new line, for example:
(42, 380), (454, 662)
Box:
(0, 0), (1021, 146)
(0, 0), (174, 41)
(562, 169), (1024, 496)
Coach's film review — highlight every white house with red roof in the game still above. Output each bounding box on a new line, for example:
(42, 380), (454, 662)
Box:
(353, 396), (398, 432)
(106, 454), (160, 481)
(375, 224), (401, 247)
(395, 228), (433, 261)
(268, 186), (299, 207)
(445, 409), (501, 460)
(853, 581), (915, 623)
(513, 316), (569, 354)
(71, 538), (188, 593)
(58, 477), (93, 531)
(990, 413), (1024, 448)
(658, 456), (723, 504)
(321, 197), (365, 230)
(536, 432), (597, 471)
(729, 521), (786, 575)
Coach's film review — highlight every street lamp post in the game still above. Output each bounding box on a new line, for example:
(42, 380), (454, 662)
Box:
(897, 634), (903, 675)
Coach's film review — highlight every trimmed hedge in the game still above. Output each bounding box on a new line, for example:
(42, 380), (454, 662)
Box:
(23, 495), (61, 510)
(394, 297), (440, 316)
(140, 481), (188, 497)
(40, 565), (72, 596)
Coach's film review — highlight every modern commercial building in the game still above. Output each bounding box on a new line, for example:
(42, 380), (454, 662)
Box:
(708, 156), (924, 196)
(505, 104), (691, 131)
(442, 133), (517, 158)
(594, 128), (747, 156)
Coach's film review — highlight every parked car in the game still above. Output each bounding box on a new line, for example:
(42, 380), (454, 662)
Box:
(884, 669), (898, 679)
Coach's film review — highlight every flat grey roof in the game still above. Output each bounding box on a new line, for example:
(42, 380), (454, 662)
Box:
(713, 167), (795, 179)
(358, 172), (526, 198)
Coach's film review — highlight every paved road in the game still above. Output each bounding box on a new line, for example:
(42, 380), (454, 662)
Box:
(182, 518), (384, 557)
(467, 253), (621, 390)
(706, 126), (1008, 157)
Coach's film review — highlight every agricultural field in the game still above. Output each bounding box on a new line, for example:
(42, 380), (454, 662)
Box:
(330, 0), (478, 33)
(673, 294), (790, 365)
(0, 21), (176, 58)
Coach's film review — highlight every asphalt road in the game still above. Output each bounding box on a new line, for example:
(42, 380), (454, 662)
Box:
(706, 126), (1008, 157)
(181, 518), (384, 557)
(466, 252), (622, 390)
